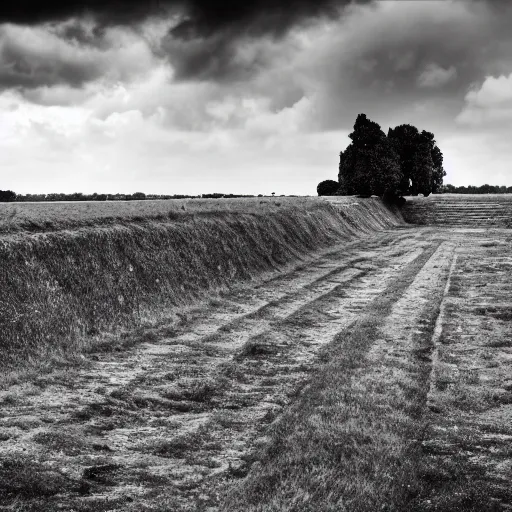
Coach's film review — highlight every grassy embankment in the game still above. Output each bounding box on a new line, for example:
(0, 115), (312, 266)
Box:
(0, 197), (404, 371)
(402, 193), (512, 227)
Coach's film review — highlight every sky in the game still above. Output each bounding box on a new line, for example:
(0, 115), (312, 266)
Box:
(1, 0), (512, 196)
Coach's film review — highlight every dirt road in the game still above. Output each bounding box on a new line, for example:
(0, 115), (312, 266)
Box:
(1, 226), (511, 511)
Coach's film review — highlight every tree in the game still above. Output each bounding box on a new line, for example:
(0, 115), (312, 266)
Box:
(338, 114), (401, 197)
(441, 184), (456, 193)
(388, 124), (420, 194)
(317, 180), (339, 196)
(388, 124), (438, 196)
(0, 190), (16, 202)
(421, 130), (446, 193)
(411, 138), (434, 196)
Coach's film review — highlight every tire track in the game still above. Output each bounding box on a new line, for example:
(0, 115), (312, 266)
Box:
(0, 229), (431, 511)
(221, 239), (454, 512)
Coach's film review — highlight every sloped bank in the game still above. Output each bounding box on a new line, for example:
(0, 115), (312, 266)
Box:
(0, 198), (404, 367)
(401, 193), (512, 227)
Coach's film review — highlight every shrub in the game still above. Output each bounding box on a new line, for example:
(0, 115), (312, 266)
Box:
(0, 190), (16, 202)
(317, 180), (339, 196)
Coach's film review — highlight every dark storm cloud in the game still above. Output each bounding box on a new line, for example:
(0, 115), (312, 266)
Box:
(0, 0), (373, 82)
(157, 0), (511, 82)
(169, 0), (356, 38)
(0, 26), (103, 89)
(0, 0), (367, 28)
(0, 1), (169, 25)
(163, 0), (373, 81)
(1, 0), (511, 109)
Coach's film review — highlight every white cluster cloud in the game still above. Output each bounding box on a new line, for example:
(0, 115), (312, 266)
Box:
(456, 73), (512, 126)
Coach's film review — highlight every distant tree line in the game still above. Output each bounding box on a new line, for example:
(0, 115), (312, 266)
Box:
(439, 184), (512, 194)
(0, 191), (262, 202)
(317, 113), (446, 202)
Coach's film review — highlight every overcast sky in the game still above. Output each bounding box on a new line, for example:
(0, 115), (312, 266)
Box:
(0, 0), (511, 195)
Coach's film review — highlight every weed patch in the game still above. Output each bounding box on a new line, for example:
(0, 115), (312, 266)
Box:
(160, 378), (225, 403)
(31, 429), (88, 455)
(0, 456), (80, 499)
(142, 428), (221, 459)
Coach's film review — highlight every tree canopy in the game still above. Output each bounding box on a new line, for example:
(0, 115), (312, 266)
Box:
(387, 125), (439, 196)
(338, 114), (401, 197)
(317, 113), (446, 199)
(317, 180), (339, 196)
(421, 130), (446, 194)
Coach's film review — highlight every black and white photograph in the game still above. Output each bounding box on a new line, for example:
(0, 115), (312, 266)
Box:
(0, 0), (511, 510)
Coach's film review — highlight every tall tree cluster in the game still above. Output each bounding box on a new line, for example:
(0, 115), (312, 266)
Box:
(387, 124), (445, 196)
(338, 114), (402, 197)
(318, 114), (446, 198)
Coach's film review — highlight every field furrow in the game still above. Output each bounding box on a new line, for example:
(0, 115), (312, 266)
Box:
(223, 237), (453, 511)
(0, 228), (427, 511)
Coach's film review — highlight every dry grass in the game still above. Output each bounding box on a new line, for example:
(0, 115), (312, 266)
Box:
(222, 244), (444, 512)
(0, 197), (320, 235)
(0, 197), (404, 372)
(0, 455), (83, 499)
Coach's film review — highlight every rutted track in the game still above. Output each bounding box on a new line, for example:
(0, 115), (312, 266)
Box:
(1, 226), (512, 511)
(0, 228), (423, 511)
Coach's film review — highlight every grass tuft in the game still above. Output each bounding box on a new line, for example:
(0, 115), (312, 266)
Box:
(31, 429), (88, 455)
(0, 456), (80, 499)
